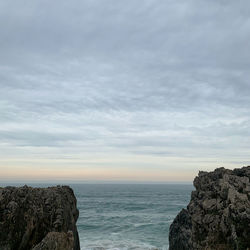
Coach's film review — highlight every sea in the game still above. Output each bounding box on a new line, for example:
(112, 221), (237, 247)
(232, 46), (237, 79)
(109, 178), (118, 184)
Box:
(3, 183), (193, 250)
(72, 184), (193, 250)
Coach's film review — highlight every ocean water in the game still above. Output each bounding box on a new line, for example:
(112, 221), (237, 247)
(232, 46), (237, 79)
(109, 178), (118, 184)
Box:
(71, 184), (193, 250)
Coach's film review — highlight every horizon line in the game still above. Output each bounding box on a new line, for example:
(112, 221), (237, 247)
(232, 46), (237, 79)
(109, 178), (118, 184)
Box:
(0, 179), (193, 185)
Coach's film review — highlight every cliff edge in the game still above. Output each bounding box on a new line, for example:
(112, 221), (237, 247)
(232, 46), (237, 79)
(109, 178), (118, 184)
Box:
(169, 166), (250, 250)
(0, 185), (80, 250)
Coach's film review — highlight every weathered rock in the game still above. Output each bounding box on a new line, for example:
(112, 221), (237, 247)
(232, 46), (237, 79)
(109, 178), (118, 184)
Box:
(169, 166), (250, 250)
(32, 232), (74, 250)
(169, 208), (192, 250)
(0, 185), (80, 250)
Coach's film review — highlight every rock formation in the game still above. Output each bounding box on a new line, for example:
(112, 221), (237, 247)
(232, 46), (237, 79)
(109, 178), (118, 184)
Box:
(0, 185), (80, 250)
(169, 166), (250, 250)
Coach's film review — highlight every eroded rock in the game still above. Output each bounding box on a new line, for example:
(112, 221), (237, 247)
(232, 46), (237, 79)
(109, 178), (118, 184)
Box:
(169, 166), (250, 250)
(0, 185), (80, 250)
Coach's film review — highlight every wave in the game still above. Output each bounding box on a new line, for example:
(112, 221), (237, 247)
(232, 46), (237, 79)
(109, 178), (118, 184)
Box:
(80, 238), (168, 250)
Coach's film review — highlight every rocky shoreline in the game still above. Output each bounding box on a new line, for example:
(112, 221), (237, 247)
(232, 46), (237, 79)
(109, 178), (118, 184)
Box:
(0, 185), (80, 250)
(1, 166), (250, 250)
(169, 166), (250, 250)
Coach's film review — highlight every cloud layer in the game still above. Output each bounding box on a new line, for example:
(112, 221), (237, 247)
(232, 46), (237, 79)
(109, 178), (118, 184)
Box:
(0, 0), (250, 181)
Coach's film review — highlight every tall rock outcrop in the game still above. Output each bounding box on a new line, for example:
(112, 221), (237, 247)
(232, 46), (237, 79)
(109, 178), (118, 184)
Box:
(169, 166), (250, 250)
(0, 185), (80, 250)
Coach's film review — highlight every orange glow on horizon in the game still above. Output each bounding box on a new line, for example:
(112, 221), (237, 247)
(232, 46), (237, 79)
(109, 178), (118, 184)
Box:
(0, 165), (195, 182)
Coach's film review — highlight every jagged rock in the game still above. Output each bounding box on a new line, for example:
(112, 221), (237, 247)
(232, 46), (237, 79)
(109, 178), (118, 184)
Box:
(0, 185), (80, 250)
(169, 166), (250, 250)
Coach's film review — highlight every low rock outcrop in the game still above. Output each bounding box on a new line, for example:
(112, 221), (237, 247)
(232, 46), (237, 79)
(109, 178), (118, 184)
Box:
(169, 166), (250, 250)
(0, 185), (80, 250)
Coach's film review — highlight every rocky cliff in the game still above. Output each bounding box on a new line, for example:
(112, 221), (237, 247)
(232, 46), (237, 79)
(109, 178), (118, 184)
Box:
(0, 185), (80, 250)
(169, 166), (250, 250)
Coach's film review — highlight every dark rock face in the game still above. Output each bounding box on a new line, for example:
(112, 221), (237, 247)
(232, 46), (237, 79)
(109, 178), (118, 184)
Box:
(169, 166), (250, 250)
(169, 209), (192, 250)
(0, 185), (80, 250)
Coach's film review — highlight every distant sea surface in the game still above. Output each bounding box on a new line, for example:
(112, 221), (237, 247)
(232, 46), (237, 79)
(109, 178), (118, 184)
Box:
(71, 184), (193, 250)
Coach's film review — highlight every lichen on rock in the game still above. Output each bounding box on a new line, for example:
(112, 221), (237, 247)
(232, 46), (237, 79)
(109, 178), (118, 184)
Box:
(169, 166), (250, 250)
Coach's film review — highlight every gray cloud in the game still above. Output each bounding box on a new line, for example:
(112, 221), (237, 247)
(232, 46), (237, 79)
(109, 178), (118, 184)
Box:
(0, 0), (250, 175)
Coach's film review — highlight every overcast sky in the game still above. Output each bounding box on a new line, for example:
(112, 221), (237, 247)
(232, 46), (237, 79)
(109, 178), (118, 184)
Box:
(0, 0), (250, 182)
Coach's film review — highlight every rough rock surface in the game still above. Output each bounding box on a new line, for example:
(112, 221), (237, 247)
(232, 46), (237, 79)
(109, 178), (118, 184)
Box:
(0, 185), (80, 250)
(32, 232), (74, 250)
(169, 166), (250, 250)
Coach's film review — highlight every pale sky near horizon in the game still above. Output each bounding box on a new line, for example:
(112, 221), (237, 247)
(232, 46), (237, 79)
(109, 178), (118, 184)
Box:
(0, 0), (250, 182)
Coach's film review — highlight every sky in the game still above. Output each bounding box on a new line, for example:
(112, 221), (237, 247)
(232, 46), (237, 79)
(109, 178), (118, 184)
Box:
(0, 0), (250, 182)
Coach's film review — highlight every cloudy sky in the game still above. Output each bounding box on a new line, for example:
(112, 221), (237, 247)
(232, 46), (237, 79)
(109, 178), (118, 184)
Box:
(0, 0), (250, 182)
